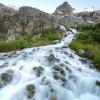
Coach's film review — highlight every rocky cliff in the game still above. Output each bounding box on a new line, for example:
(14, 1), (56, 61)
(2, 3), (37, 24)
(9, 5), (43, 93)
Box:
(75, 10), (100, 23)
(0, 4), (58, 40)
(0, 2), (100, 40)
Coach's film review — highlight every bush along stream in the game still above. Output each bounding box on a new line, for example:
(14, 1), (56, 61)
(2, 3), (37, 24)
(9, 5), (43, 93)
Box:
(0, 26), (100, 100)
(0, 28), (63, 52)
(70, 23), (100, 71)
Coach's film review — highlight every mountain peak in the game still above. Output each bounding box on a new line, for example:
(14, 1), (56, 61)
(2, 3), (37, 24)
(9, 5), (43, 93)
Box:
(0, 3), (4, 6)
(53, 1), (74, 16)
(62, 2), (69, 6)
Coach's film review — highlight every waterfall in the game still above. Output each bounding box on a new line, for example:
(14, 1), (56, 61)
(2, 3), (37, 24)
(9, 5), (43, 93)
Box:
(0, 26), (100, 100)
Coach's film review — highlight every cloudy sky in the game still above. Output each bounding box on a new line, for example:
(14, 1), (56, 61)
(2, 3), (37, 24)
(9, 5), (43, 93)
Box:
(0, 0), (100, 13)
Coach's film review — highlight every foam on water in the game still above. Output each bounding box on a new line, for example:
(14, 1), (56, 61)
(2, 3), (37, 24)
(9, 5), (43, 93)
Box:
(0, 26), (100, 100)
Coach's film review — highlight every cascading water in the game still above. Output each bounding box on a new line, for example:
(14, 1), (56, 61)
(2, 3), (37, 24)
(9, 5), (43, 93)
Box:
(0, 26), (100, 100)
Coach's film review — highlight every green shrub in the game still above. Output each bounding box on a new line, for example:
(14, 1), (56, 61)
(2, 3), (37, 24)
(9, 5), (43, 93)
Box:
(41, 28), (62, 41)
(70, 23), (100, 71)
(0, 28), (62, 52)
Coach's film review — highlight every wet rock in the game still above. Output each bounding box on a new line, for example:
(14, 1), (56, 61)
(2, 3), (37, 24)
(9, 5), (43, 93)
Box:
(0, 83), (4, 88)
(6, 70), (14, 74)
(33, 66), (44, 77)
(22, 52), (28, 58)
(89, 64), (94, 69)
(41, 77), (51, 85)
(0, 62), (8, 68)
(62, 46), (67, 48)
(65, 66), (72, 72)
(5, 51), (17, 58)
(0, 72), (13, 86)
(19, 66), (23, 70)
(50, 95), (57, 100)
(53, 65), (65, 76)
(61, 77), (67, 83)
(69, 75), (77, 82)
(79, 49), (85, 55)
(79, 58), (88, 64)
(53, 71), (66, 83)
(69, 54), (74, 58)
(64, 51), (69, 55)
(26, 84), (35, 99)
(50, 88), (55, 93)
(53, 65), (61, 71)
(8, 51), (18, 58)
(47, 53), (59, 63)
(65, 61), (69, 64)
(53, 73), (60, 80)
(48, 54), (56, 61)
(59, 63), (65, 67)
(52, 40), (59, 44)
(78, 68), (82, 71)
(96, 81), (100, 87)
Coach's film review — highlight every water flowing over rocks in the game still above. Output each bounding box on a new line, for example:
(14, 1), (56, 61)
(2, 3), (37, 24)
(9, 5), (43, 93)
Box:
(0, 26), (100, 100)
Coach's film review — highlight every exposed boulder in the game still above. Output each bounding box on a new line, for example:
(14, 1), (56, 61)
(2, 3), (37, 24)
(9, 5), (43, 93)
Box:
(33, 66), (44, 77)
(0, 71), (13, 88)
(50, 95), (57, 100)
(47, 53), (59, 63)
(26, 84), (36, 98)
(0, 62), (8, 68)
(96, 81), (100, 87)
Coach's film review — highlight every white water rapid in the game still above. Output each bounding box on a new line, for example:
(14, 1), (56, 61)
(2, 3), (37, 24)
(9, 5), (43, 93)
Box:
(0, 26), (100, 100)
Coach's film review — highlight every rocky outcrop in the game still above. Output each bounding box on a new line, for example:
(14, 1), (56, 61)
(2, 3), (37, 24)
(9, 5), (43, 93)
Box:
(52, 2), (83, 26)
(0, 3), (16, 14)
(0, 2), (99, 40)
(75, 10), (100, 23)
(0, 4), (58, 40)
(53, 2), (74, 17)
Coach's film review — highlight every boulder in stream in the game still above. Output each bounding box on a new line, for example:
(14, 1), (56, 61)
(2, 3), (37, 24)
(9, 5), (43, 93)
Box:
(0, 72), (13, 87)
(26, 84), (36, 99)
(33, 66), (44, 77)
(96, 81), (100, 87)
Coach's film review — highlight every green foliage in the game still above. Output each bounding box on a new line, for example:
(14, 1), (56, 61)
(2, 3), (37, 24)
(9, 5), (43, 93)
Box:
(70, 23), (95, 31)
(41, 28), (62, 41)
(0, 39), (29, 52)
(76, 23), (100, 43)
(0, 28), (62, 52)
(70, 23), (100, 71)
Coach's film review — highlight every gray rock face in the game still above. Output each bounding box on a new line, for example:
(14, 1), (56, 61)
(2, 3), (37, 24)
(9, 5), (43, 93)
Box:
(53, 2), (74, 16)
(0, 4), (58, 40)
(0, 3), (15, 14)
(75, 10), (100, 23)
(0, 2), (99, 40)
(52, 2), (84, 26)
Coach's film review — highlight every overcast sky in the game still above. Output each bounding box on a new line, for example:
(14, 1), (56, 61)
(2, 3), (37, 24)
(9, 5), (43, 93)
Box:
(0, 0), (100, 13)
